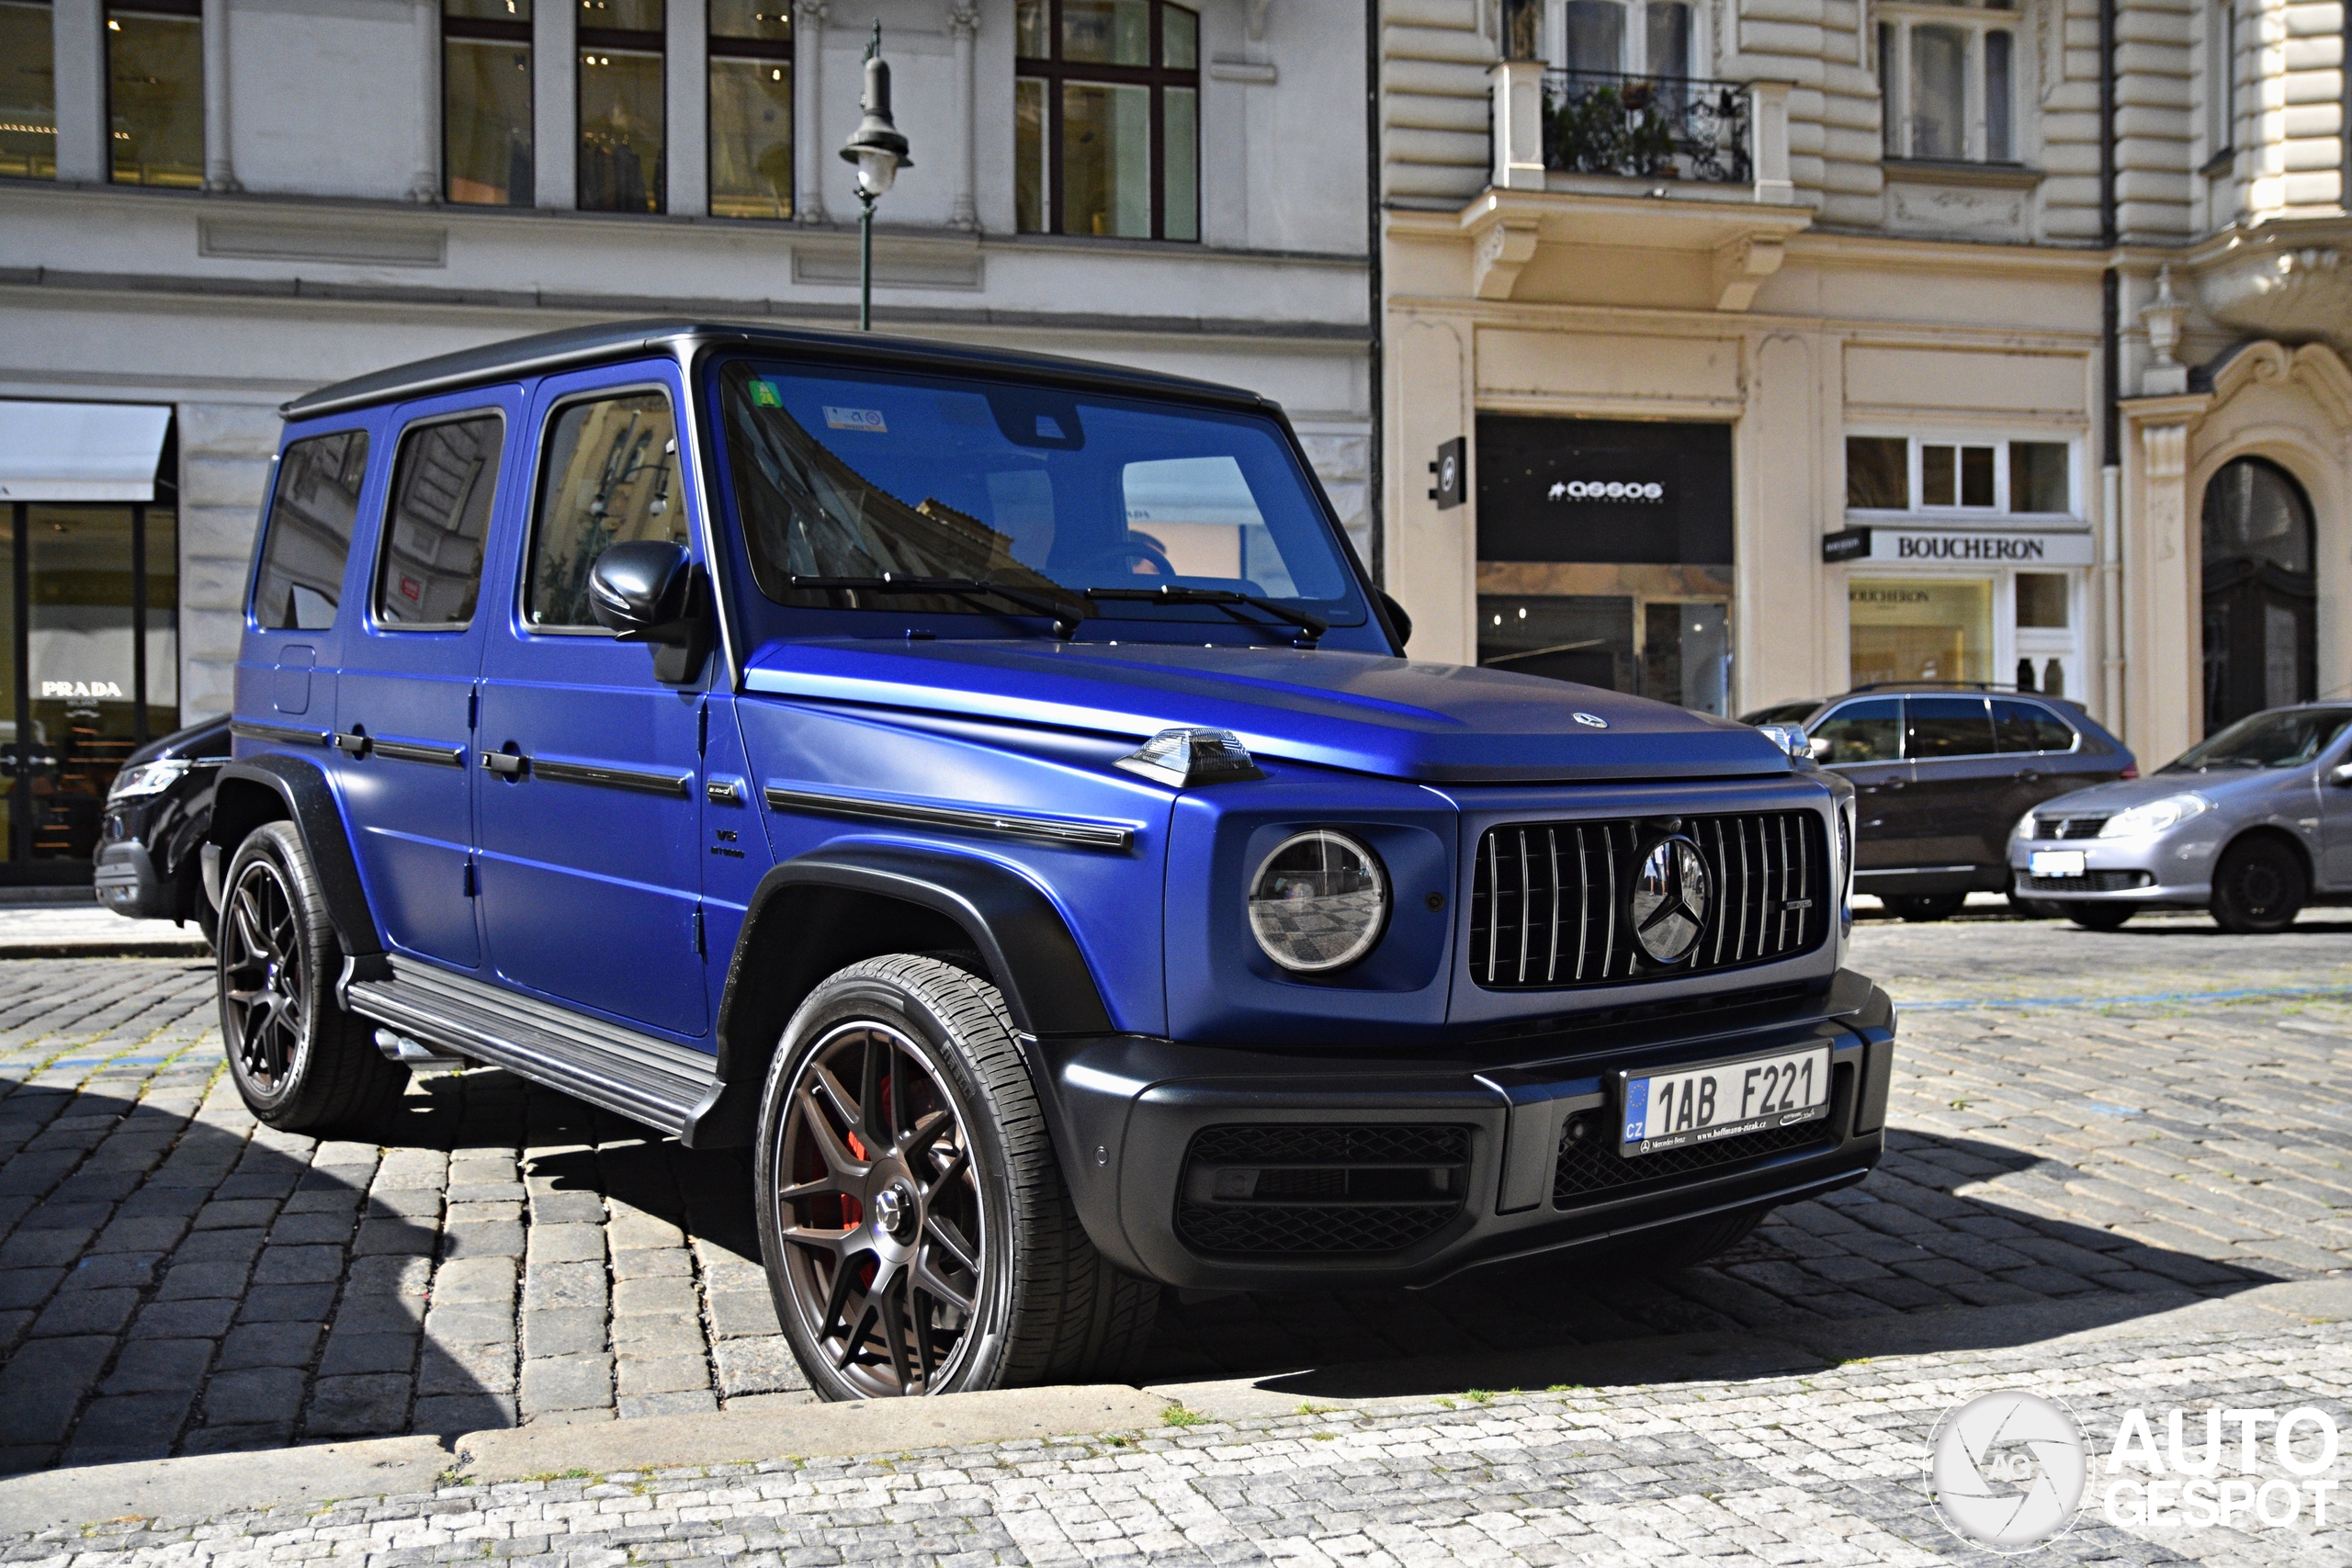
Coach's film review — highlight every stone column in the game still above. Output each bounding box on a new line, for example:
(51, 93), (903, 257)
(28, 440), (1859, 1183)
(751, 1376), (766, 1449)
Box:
(203, 0), (238, 189)
(668, 0), (707, 215)
(794, 0), (829, 223)
(535, 0), (576, 208)
(52, 0), (106, 183)
(410, 0), (438, 201)
(946, 3), (978, 230)
(2120, 398), (2210, 766)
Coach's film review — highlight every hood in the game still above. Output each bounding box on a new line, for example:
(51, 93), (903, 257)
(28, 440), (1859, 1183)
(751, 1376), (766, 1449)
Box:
(741, 639), (1791, 784)
(2037, 767), (2302, 817)
(121, 715), (232, 770)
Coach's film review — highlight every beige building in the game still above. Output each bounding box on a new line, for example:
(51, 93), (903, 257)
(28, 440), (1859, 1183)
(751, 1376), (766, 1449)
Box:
(1374, 0), (2351, 770)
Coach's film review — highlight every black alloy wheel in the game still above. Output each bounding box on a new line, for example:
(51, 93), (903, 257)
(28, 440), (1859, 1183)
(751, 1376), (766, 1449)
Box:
(1887, 892), (1967, 922)
(218, 821), (407, 1131)
(2211, 837), (2307, 934)
(2061, 902), (2135, 931)
(754, 955), (1158, 1400)
(770, 1017), (986, 1396)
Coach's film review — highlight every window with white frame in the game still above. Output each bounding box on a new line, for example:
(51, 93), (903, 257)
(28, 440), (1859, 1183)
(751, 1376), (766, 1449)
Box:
(1846, 434), (2075, 515)
(1876, 0), (2021, 164)
(1547, 0), (1700, 79)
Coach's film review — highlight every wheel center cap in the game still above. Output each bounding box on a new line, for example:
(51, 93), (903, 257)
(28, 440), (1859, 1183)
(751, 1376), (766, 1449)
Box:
(871, 1183), (916, 1241)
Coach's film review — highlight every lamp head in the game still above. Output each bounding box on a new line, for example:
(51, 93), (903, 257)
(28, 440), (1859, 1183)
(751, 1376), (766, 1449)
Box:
(839, 21), (910, 197)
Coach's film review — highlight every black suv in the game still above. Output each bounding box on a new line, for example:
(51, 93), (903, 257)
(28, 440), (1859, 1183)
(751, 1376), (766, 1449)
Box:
(1741, 687), (2137, 920)
(93, 715), (230, 940)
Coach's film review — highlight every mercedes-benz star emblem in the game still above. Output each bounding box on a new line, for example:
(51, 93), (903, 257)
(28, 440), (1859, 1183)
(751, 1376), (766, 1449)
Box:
(1630, 836), (1710, 963)
(1573, 711), (1608, 728)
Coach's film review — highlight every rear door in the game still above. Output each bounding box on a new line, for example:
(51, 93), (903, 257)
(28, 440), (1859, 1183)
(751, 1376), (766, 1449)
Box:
(1903, 695), (2005, 869)
(1810, 698), (1913, 871)
(1991, 698), (2088, 842)
(471, 364), (712, 1038)
(333, 394), (514, 969)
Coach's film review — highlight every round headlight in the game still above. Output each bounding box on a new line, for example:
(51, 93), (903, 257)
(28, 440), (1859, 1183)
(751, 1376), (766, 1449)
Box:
(1247, 829), (1389, 974)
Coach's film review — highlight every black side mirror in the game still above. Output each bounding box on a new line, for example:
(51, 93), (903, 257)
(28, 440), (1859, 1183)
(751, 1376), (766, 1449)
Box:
(1377, 589), (1413, 651)
(589, 540), (711, 683)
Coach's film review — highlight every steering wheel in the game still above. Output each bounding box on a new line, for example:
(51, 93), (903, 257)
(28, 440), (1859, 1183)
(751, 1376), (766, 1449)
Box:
(1069, 538), (1177, 582)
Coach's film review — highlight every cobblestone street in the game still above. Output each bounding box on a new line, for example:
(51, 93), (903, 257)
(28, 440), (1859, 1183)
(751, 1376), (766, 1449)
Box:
(3, 910), (2352, 1562)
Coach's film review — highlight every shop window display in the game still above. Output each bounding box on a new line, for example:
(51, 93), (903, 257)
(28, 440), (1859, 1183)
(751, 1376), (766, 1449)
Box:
(1849, 577), (1993, 687)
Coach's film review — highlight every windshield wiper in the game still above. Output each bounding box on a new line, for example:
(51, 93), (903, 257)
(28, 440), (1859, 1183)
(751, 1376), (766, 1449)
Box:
(786, 573), (1090, 639)
(1088, 584), (1329, 648)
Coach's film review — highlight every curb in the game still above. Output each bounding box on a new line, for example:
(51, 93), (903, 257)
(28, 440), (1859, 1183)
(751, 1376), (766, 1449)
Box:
(0, 1384), (1170, 1536)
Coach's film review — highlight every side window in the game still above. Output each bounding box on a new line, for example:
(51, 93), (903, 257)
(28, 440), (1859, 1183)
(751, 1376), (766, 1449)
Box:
(253, 430), (369, 631)
(1813, 697), (1902, 764)
(1907, 695), (1996, 759)
(526, 390), (681, 629)
(1992, 698), (2076, 753)
(376, 412), (503, 627)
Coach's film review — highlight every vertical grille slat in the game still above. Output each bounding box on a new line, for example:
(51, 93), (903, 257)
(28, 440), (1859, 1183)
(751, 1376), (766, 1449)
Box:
(1469, 809), (1829, 990)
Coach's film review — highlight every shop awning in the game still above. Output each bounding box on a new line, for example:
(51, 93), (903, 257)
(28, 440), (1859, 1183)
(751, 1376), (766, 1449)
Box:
(0, 401), (174, 502)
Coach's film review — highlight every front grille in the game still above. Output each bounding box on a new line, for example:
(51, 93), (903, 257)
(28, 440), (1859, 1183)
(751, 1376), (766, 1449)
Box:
(2019, 870), (2153, 893)
(2034, 815), (2109, 840)
(1469, 812), (1828, 989)
(1174, 1123), (1470, 1256)
(1553, 1062), (1852, 1206)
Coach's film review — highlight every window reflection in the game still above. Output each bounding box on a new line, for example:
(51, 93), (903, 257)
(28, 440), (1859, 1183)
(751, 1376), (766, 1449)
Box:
(579, 0), (664, 212)
(446, 0), (534, 206)
(107, 3), (203, 188)
(708, 0), (792, 220)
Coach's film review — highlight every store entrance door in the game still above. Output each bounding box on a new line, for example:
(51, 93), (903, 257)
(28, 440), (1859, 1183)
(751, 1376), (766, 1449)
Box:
(2, 503), (180, 883)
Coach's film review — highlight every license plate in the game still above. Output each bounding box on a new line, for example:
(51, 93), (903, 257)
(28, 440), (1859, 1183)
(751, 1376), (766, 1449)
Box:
(2030, 849), (2087, 878)
(1620, 1045), (1831, 1156)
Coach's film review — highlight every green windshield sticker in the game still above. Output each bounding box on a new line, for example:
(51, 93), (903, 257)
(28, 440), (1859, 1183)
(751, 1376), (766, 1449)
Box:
(750, 379), (783, 408)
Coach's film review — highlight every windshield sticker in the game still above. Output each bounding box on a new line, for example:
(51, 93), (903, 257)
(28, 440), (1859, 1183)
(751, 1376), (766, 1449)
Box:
(750, 379), (783, 408)
(824, 406), (888, 434)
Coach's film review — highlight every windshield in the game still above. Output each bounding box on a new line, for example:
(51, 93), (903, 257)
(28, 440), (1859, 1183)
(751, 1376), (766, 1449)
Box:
(715, 357), (1363, 631)
(2164, 709), (2352, 772)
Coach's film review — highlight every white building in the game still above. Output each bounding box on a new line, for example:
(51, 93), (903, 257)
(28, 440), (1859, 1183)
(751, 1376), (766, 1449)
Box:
(0, 0), (1369, 882)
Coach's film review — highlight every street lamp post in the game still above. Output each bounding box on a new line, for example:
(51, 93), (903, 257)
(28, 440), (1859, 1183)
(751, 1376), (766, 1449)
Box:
(839, 22), (912, 332)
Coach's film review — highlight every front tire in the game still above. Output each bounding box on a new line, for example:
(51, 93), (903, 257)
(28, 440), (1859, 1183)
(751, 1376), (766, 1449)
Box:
(2211, 837), (2306, 933)
(218, 821), (408, 1131)
(753, 955), (1158, 1399)
(2061, 902), (2134, 931)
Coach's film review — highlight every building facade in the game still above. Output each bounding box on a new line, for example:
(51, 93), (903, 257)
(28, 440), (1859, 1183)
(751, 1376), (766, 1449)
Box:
(1375, 0), (2351, 772)
(0, 0), (1370, 883)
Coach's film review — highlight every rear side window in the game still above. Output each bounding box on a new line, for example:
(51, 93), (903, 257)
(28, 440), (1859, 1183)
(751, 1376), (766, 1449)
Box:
(1907, 696), (1996, 759)
(1814, 698), (1901, 763)
(526, 391), (681, 629)
(376, 412), (503, 628)
(1992, 699), (2076, 753)
(253, 430), (368, 630)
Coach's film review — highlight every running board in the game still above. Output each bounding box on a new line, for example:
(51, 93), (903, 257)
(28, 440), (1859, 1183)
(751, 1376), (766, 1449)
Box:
(342, 960), (718, 1139)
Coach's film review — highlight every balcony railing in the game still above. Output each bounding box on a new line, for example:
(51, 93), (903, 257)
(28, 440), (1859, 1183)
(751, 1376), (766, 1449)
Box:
(1543, 70), (1749, 184)
(1488, 59), (1792, 204)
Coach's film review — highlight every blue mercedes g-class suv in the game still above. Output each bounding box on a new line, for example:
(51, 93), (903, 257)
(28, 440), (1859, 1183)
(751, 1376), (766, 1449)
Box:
(217, 321), (1893, 1401)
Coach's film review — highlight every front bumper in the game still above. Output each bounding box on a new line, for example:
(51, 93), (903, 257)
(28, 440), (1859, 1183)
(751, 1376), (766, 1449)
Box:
(1038, 970), (1894, 1290)
(2009, 835), (2212, 904)
(93, 839), (171, 919)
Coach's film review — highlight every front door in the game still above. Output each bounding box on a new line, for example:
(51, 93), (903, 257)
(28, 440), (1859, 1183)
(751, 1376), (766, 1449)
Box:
(472, 367), (711, 1039)
(1902, 695), (2006, 869)
(1812, 697), (1913, 871)
(333, 395), (514, 968)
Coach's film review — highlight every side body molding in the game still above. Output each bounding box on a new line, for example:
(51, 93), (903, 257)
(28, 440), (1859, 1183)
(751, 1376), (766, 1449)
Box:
(695, 846), (1114, 1147)
(210, 755), (388, 975)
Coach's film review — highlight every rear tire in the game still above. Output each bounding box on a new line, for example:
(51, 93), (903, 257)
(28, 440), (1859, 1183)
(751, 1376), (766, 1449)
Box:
(218, 821), (408, 1132)
(2060, 903), (2134, 931)
(2211, 837), (2306, 934)
(754, 954), (1158, 1399)
(1888, 892), (1966, 922)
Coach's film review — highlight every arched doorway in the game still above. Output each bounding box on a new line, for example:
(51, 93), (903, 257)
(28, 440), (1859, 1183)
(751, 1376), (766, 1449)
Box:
(2201, 457), (2317, 734)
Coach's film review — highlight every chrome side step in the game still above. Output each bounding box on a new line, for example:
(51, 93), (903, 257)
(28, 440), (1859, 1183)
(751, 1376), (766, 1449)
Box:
(343, 959), (718, 1138)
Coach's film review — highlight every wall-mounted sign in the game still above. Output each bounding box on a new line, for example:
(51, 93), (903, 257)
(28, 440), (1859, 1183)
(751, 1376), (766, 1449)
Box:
(1429, 436), (1465, 510)
(1825, 525), (2095, 568)
(39, 680), (126, 700)
(1476, 416), (1732, 565)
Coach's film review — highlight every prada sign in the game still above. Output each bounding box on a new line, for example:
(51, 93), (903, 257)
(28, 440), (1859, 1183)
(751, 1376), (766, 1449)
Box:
(1822, 526), (2095, 567)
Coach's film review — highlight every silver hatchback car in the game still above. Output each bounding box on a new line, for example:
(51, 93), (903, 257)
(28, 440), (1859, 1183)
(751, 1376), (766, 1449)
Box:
(2009, 705), (2352, 932)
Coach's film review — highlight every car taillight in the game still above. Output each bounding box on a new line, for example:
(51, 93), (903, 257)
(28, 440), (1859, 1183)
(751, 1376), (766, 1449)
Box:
(2120, 763), (2139, 780)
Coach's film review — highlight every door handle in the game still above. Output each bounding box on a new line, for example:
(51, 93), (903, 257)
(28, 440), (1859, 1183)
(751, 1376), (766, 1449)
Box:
(333, 728), (371, 758)
(480, 750), (527, 779)
(2016, 770), (2042, 783)
(1883, 778), (1905, 790)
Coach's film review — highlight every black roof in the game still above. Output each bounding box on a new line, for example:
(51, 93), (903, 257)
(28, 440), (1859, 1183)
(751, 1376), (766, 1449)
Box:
(281, 319), (1268, 421)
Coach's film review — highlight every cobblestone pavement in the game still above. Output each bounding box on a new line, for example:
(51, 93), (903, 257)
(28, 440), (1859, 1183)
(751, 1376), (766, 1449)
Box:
(6, 1305), (2347, 1565)
(3, 912), (2351, 1475)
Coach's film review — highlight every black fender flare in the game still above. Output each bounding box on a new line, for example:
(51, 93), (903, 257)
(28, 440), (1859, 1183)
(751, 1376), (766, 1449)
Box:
(692, 845), (1114, 1148)
(210, 755), (387, 971)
